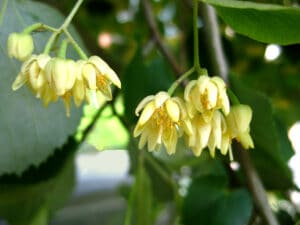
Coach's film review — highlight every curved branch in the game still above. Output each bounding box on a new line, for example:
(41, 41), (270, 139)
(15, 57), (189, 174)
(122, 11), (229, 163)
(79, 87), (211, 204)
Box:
(199, 3), (228, 83)
(141, 0), (183, 76)
(199, 3), (279, 225)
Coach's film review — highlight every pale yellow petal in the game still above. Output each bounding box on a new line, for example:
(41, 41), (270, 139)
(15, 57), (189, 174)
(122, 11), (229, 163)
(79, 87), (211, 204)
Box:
(163, 126), (177, 154)
(65, 60), (76, 91)
(183, 119), (194, 136)
(205, 82), (218, 109)
(98, 78), (112, 100)
(238, 132), (254, 149)
(154, 91), (169, 108)
(220, 133), (231, 155)
(29, 62), (40, 90)
(227, 104), (252, 136)
(133, 122), (145, 137)
(147, 126), (161, 151)
(197, 75), (210, 93)
(53, 59), (68, 95)
(12, 73), (27, 90)
(72, 80), (85, 106)
(138, 102), (155, 126)
(172, 97), (188, 118)
(36, 54), (51, 69)
(184, 80), (197, 101)
(135, 95), (155, 116)
(210, 111), (222, 150)
(138, 129), (149, 149)
(166, 99), (180, 122)
(89, 56), (121, 88)
(191, 145), (204, 157)
(190, 87), (203, 112)
(196, 117), (211, 150)
(82, 64), (97, 89)
(220, 92), (230, 115)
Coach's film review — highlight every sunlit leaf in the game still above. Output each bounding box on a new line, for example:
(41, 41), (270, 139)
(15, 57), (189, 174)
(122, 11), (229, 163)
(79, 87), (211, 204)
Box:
(202, 0), (300, 45)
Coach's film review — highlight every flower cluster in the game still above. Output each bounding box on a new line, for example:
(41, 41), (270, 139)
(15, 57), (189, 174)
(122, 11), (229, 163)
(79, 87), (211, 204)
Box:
(8, 33), (121, 116)
(134, 75), (254, 159)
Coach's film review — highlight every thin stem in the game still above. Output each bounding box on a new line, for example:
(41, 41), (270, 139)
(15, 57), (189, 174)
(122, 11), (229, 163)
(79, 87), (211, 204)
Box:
(63, 28), (88, 59)
(168, 67), (195, 95)
(58, 39), (69, 58)
(199, 3), (228, 82)
(236, 145), (279, 225)
(23, 23), (57, 34)
(43, 0), (85, 56)
(43, 32), (59, 54)
(193, 0), (201, 74)
(60, 0), (84, 30)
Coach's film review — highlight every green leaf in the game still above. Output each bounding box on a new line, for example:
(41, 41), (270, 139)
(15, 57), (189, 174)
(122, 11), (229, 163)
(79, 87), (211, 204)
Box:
(230, 75), (293, 189)
(182, 171), (252, 225)
(0, 0), (82, 175)
(0, 138), (76, 225)
(201, 0), (300, 45)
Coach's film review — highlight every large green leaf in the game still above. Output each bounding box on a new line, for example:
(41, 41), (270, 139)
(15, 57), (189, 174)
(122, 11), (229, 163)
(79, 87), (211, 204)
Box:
(182, 170), (252, 225)
(0, 138), (76, 225)
(201, 0), (300, 45)
(230, 76), (294, 189)
(0, 0), (82, 175)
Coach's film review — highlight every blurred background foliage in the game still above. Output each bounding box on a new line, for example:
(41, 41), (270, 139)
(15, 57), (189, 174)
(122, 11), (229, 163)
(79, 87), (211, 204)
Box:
(0, 0), (300, 224)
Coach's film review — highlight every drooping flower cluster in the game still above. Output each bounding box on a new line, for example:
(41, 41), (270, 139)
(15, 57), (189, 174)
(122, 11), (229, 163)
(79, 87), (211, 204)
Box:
(134, 75), (254, 159)
(8, 33), (121, 116)
(134, 92), (193, 154)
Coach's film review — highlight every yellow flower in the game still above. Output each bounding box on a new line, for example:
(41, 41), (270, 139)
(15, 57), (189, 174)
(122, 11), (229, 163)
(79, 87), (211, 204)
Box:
(184, 75), (230, 121)
(45, 58), (77, 96)
(7, 33), (34, 61)
(226, 104), (254, 149)
(71, 76), (86, 107)
(79, 56), (121, 101)
(12, 54), (51, 96)
(188, 110), (225, 157)
(134, 92), (193, 155)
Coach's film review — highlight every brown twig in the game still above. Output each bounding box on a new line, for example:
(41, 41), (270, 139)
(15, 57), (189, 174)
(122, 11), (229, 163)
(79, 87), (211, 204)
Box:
(199, 3), (228, 83)
(199, 3), (279, 225)
(141, 0), (183, 76)
(236, 145), (279, 225)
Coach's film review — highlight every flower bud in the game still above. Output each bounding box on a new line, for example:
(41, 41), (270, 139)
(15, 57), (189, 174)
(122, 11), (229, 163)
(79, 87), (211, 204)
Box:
(226, 104), (254, 149)
(45, 58), (76, 96)
(7, 33), (34, 61)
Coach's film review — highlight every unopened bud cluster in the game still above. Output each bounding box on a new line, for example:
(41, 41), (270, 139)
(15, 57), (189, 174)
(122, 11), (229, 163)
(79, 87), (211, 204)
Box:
(134, 75), (254, 159)
(8, 32), (121, 116)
